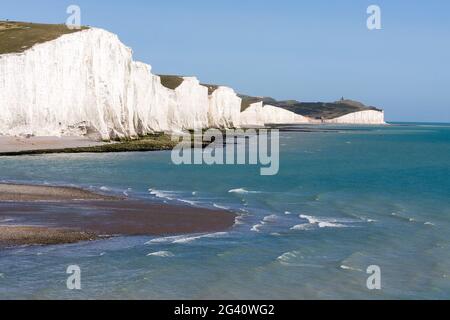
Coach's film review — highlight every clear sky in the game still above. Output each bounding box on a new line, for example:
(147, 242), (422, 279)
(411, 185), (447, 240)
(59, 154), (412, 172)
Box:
(2, 0), (450, 122)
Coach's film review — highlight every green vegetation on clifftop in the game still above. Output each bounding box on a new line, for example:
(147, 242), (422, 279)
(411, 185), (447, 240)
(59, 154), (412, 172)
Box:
(277, 99), (382, 119)
(0, 21), (87, 55)
(158, 75), (185, 90)
(239, 95), (264, 112)
(201, 84), (220, 95)
(238, 94), (382, 119)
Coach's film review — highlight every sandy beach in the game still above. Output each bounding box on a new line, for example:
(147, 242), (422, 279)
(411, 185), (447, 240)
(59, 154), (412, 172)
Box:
(0, 183), (236, 247)
(0, 136), (108, 153)
(0, 183), (120, 201)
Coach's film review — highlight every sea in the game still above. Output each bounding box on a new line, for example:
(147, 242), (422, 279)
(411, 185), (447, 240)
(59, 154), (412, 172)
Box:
(0, 123), (449, 299)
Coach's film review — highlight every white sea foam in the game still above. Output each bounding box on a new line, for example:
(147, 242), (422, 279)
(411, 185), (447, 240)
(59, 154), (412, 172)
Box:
(177, 199), (198, 206)
(228, 188), (261, 194)
(340, 265), (363, 272)
(100, 186), (110, 191)
(123, 188), (132, 196)
(277, 251), (299, 263)
(172, 232), (228, 244)
(147, 251), (175, 257)
(290, 224), (314, 231)
(295, 214), (356, 230)
(213, 203), (231, 210)
(284, 211), (292, 215)
(148, 188), (175, 200)
(391, 212), (417, 223)
(263, 214), (279, 223)
(299, 214), (320, 224)
(234, 216), (245, 225)
(318, 222), (346, 228)
(251, 224), (264, 232)
(149, 189), (196, 206)
(146, 235), (186, 244)
(146, 232), (228, 245)
(424, 222), (435, 226)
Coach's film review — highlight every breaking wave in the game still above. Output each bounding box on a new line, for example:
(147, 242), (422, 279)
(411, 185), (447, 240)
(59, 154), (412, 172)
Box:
(148, 188), (176, 200)
(146, 232), (229, 245)
(290, 224), (314, 231)
(149, 188), (199, 206)
(277, 251), (299, 263)
(213, 203), (231, 210)
(291, 214), (363, 230)
(251, 224), (264, 232)
(177, 199), (199, 206)
(340, 265), (363, 272)
(147, 251), (175, 257)
(228, 188), (261, 194)
(262, 214), (279, 223)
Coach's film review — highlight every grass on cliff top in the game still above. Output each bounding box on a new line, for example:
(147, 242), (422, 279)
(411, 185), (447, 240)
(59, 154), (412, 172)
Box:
(238, 93), (382, 119)
(239, 95), (264, 112)
(201, 84), (220, 95)
(159, 76), (222, 95)
(277, 100), (381, 119)
(0, 21), (87, 55)
(158, 75), (185, 90)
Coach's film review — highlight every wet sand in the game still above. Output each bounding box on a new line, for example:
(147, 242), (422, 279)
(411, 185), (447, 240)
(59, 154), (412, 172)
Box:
(0, 226), (97, 246)
(0, 184), (236, 247)
(0, 183), (120, 201)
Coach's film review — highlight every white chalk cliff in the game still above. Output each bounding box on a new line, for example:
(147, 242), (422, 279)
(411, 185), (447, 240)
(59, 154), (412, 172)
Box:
(239, 102), (310, 127)
(0, 28), (241, 139)
(0, 27), (385, 140)
(323, 110), (385, 125)
(208, 86), (242, 129)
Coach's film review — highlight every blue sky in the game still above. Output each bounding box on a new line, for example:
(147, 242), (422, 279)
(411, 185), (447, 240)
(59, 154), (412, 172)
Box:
(3, 0), (450, 122)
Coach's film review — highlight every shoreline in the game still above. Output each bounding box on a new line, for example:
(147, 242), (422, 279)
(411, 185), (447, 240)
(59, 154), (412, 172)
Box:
(0, 126), (389, 156)
(0, 183), (121, 202)
(0, 183), (236, 247)
(0, 136), (110, 154)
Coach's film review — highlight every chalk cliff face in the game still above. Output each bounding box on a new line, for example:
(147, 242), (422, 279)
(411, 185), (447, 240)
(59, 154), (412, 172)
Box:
(323, 110), (385, 125)
(262, 105), (310, 124)
(208, 86), (242, 129)
(0, 28), (241, 139)
(239, 103), (310, 127)
(0, 26), (386, 139)
(239, 102), (266, 127)
(1, 28), (137, 139)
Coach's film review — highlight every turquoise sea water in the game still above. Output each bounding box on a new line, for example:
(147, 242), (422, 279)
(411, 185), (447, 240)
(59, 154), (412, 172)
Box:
(0, 123), (449, 299)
